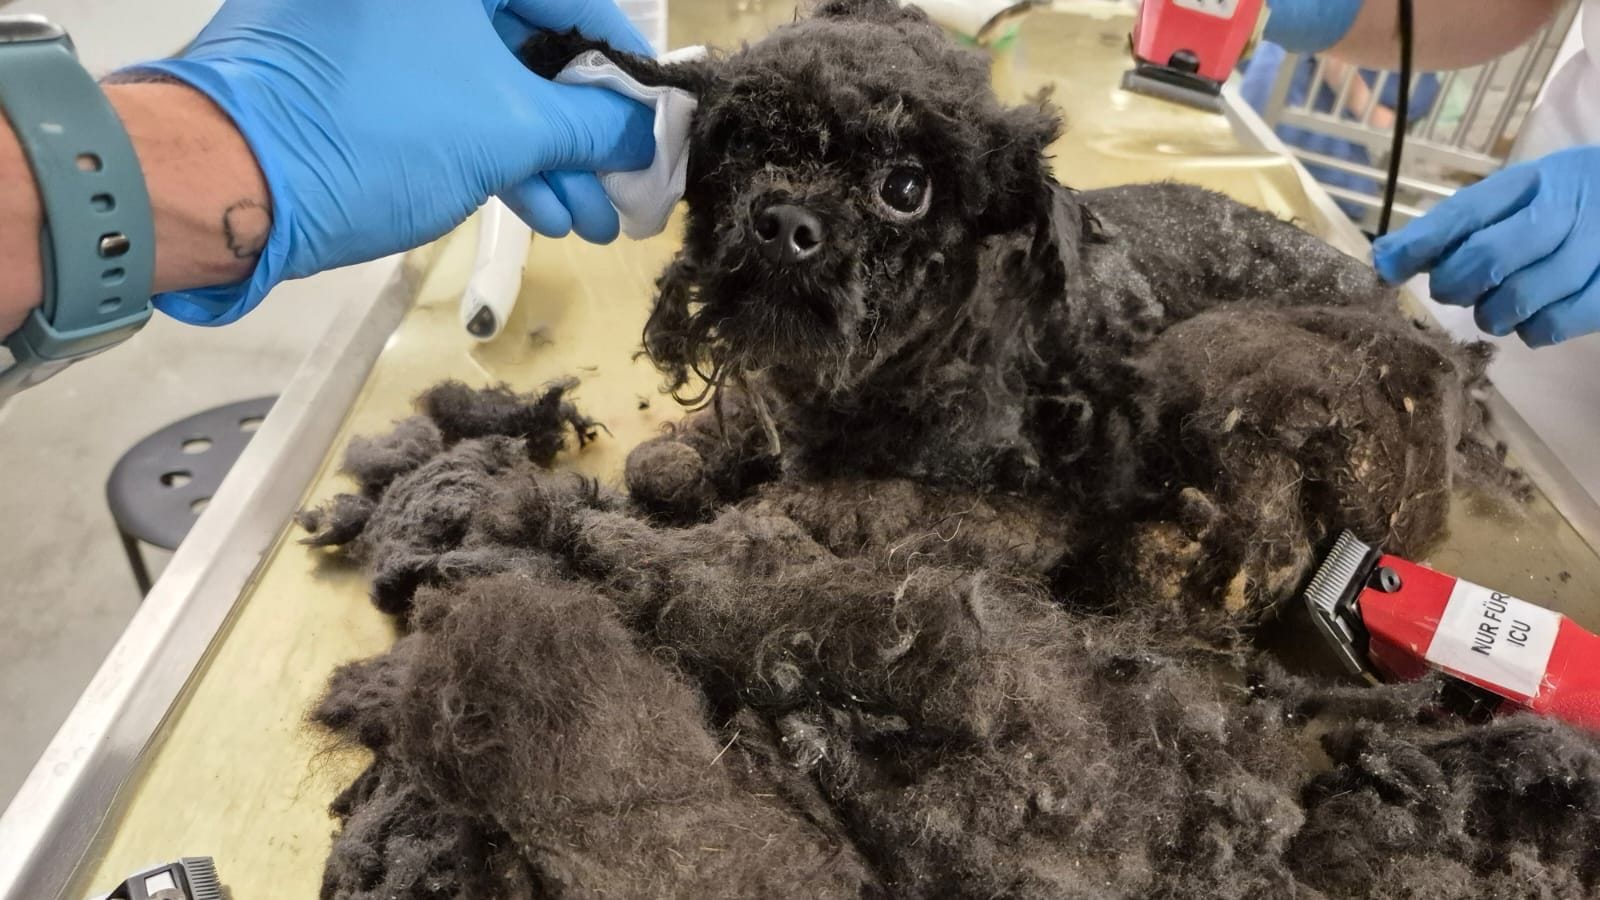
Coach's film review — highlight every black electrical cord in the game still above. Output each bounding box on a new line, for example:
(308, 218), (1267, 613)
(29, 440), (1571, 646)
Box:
(1377, 0), (1415, 236)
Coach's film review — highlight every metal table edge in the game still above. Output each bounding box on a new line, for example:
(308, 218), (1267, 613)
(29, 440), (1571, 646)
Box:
(0, 257), (416, 900)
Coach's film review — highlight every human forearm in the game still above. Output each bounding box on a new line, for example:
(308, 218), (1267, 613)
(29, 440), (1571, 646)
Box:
(1329, 0), (1564, 70)
(111, 83), (271, 295)
(0, 82), (268, 335)
(1265, 0), (1563, 70)
(0, 108), (43, 336)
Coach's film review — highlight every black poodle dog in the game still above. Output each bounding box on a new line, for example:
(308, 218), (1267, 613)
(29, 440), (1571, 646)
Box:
(523, 0), (1515, 622)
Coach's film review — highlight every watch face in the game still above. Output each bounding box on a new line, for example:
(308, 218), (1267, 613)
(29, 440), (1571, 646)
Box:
(0, 16), (67, 45)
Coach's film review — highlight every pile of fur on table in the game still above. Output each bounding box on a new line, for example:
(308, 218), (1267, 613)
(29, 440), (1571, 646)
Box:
(300, 379), (1600, 900)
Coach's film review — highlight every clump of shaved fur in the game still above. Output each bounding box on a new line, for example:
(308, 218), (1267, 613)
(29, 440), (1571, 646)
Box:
(298, 2), (1592, 898)
(394, 577), (874, 896)
(307, 383), (1597, 900)
(419, 378), (599, 464)
(299, 380), (605, 615)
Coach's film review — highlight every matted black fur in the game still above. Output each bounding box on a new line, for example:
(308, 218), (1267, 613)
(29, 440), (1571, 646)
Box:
(523, 0), (1519, 623)
(301, 3), (1594, 898)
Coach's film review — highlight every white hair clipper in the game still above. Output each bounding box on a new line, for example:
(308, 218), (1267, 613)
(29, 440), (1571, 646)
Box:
(460, 198), (532, 342)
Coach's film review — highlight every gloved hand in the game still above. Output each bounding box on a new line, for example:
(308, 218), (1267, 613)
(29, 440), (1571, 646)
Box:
(1374, 146), (1600, 348)
(128, 0), (656, 325)
(1262, 0), (1363, 54)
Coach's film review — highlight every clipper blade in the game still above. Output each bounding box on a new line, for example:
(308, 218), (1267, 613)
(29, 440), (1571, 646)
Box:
(1304, 532), (1373, 619)
(1302, 530), (1379, 677)
(1119, 66), (1224, 113)
(180, 857), (222, 900)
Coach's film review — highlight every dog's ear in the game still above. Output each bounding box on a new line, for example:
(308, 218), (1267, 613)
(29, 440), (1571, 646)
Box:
(974, 99), (1095, 298)
(642, 257), (702, 395)
(520, 29), (719, 95)
(1024, 182), (1098, 304)
(974, 99), (1064, 236)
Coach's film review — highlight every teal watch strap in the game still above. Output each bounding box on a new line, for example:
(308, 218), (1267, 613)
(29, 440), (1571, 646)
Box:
(0, 16), (154, 395)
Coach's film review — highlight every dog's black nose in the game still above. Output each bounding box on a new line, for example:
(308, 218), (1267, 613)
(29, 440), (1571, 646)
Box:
(754, 204), (824, 264)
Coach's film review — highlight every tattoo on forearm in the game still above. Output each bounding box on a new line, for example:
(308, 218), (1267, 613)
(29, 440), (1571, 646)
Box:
(222, 199), (271, 260)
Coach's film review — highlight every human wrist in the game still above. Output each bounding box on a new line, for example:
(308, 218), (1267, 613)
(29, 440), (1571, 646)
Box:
(1263, 0), (1364, 53)
(102, 82), (271, 295)
(0, 108), (44, 336)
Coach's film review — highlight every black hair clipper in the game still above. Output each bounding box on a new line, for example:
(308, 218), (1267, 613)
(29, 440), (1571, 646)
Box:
(94, 857), (221, 900)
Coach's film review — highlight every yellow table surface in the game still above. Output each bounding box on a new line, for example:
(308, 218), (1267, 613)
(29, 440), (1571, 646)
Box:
(74, 3), (1600, 896)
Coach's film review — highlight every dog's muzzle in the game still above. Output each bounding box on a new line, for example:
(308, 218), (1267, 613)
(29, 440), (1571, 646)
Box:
(754, 203), (825, 265)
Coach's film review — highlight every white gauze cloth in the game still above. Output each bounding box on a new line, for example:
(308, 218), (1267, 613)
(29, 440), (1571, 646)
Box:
(555, 47), (702, 239)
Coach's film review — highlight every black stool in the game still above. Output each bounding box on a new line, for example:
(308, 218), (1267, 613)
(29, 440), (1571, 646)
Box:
(106, 396), (276, 594)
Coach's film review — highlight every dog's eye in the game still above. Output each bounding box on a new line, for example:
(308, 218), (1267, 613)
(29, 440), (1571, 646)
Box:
(878, 167), (928, 214)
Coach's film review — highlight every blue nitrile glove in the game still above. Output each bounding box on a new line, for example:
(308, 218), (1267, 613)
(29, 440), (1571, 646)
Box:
(126, 0), (656, 325)
(1374, 146), (1600, 348)
(1263, 0), (1363, 54)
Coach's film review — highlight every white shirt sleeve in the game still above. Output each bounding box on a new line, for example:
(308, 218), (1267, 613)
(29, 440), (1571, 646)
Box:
(1514, 0), (1600, 160)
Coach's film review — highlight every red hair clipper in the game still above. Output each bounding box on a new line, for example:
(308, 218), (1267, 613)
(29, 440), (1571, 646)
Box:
(1302, 531), (1600, 729)
(1122, 0), (1267, 111)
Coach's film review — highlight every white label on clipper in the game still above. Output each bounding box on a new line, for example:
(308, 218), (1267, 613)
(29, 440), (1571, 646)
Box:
(1424, 580), (1560, 699)
(1171, 0), (1241, 17)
